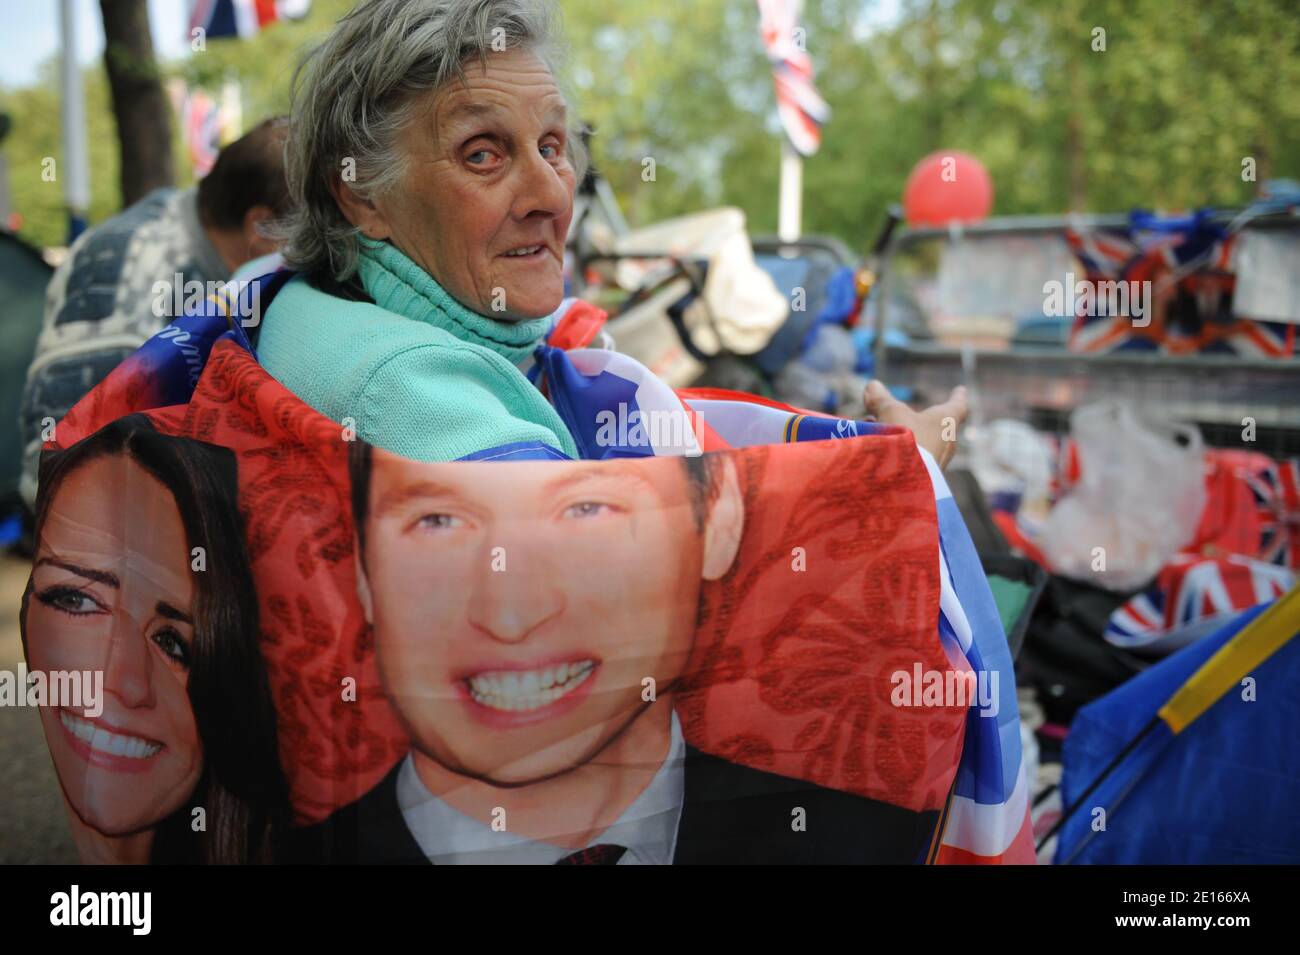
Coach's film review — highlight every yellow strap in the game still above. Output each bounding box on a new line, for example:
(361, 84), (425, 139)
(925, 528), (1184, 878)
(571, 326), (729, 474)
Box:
(206, 292), (236, 331)
(1158, 584), (1300, 734)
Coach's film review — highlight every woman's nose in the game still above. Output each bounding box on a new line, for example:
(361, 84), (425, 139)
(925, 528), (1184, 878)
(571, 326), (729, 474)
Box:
(103, 613), (156, 709)
(510, 147), (572, 222)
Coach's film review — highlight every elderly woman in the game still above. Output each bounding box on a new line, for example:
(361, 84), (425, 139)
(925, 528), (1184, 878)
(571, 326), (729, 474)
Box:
(262, 0), (964, 464)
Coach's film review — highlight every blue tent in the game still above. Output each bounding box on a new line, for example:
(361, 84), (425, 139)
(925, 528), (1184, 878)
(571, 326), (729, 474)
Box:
(1055, 589), (1300, 864)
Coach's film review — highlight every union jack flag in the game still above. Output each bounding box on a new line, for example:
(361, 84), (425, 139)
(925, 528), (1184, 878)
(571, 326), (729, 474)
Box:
(756, 0), (831, 157)
(188, 0), (310, 40)
(1064, 227), (1135, 281)
(1244, 456), (1300, 569)
(1105, 554), (1294, 654)
(182, 89), (224, 177)
(1066, 228), (1298, 358)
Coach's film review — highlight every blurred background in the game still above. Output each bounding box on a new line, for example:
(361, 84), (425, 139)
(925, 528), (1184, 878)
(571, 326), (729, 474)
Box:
(2, 0), (1298, 249)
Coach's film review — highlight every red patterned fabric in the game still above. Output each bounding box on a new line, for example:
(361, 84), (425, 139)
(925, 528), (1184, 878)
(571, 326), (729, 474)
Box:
(49, 339), (966, 823)
(675, 439), (964, 810)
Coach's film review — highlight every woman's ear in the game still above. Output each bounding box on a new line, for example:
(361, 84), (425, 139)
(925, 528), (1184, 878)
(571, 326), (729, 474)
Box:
(330, 173), (392, 240)
(701, 457), (745, 581)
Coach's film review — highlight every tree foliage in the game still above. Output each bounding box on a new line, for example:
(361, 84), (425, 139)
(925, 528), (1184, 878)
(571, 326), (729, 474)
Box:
(2, 0), (1296, 253)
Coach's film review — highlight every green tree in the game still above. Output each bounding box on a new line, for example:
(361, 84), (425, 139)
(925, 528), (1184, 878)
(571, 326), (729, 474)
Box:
(3, 0), (1297, 253)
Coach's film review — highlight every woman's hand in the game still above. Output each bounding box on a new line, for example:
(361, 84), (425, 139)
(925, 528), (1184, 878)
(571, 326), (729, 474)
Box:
(864, 381), (968, 469)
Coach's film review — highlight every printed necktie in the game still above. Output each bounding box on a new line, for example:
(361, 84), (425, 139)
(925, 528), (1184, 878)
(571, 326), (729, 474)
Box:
(555, 844), (628, 865)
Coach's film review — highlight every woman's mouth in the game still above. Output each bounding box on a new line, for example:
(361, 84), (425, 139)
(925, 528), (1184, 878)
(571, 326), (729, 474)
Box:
(459, 659), (599, 728)
(500, 244), (548, 262)
(58, 708), (164, 771)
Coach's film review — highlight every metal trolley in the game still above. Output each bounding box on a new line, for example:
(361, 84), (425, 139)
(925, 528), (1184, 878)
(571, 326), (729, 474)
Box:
(868, 212), (1300, 461)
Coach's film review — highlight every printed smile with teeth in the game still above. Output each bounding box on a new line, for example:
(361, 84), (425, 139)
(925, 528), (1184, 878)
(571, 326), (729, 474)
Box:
(60, 710), (162, 759)
(467, 660), (595, 712)
(504, 245), (543, 257)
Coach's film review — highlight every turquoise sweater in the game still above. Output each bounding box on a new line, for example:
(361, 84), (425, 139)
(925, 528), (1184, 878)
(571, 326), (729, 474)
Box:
(256, 239), (579, 461)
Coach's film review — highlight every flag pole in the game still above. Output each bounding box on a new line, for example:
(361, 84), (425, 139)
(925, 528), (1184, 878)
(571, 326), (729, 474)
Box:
(780, 0), (805, 243)
(221, 72), (244, 141)
(58, 0), (92, 243)
(762, 0), (821, 244)
(778, 136), (802, 242)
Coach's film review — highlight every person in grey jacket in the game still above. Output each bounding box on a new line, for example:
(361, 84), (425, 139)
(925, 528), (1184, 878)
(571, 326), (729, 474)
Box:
(18, 118), (290, 508)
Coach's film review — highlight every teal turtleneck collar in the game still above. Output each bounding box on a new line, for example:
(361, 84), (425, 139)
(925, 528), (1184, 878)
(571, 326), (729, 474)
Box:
(355, 237), (550, 366)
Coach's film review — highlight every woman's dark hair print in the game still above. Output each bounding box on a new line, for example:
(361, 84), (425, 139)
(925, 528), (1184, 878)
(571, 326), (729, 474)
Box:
(22, 414), (288, 864)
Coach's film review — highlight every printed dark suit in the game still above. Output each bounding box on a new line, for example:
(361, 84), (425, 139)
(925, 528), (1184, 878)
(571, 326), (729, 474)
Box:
(289, 746), (940, 864)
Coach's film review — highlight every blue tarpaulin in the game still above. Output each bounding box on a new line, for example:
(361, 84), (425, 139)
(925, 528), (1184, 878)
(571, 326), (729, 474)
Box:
(1057, 601), (1300, 864)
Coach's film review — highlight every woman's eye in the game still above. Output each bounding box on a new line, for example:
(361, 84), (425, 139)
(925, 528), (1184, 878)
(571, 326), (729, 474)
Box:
(151, 627), (191, 668)
(36, 586), (105, 616)
(564, 501), (611, 519)
(540, 143), (559, 160)
(466, 148), (499, 167)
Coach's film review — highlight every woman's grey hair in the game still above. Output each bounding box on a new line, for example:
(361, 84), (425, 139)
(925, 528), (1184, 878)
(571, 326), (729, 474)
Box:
(270, 0), (588, 281)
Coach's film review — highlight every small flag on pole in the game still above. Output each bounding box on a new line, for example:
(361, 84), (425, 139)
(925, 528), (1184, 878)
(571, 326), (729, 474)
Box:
(182, 88), (224, 177)
(757, 0), (830, 157)
(189, 0), (311, 41)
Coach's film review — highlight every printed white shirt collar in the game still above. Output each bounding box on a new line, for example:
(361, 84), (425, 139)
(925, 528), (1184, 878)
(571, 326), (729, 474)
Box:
(396, 711), (686, 865)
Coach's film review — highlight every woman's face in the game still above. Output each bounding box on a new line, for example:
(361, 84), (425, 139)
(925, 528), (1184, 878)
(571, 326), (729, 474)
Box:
(353, 47), (577, 321)
(27, 454), (202, 837)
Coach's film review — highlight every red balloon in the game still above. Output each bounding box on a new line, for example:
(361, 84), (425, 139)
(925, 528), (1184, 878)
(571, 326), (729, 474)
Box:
(902, 151), (994, 227)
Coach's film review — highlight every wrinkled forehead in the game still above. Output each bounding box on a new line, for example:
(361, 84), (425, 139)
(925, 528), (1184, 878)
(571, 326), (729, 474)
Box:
(423, 48), (568, 139)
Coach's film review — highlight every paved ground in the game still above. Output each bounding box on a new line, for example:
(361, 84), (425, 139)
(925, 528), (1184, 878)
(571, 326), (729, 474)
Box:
(0, 553), (78, 863)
